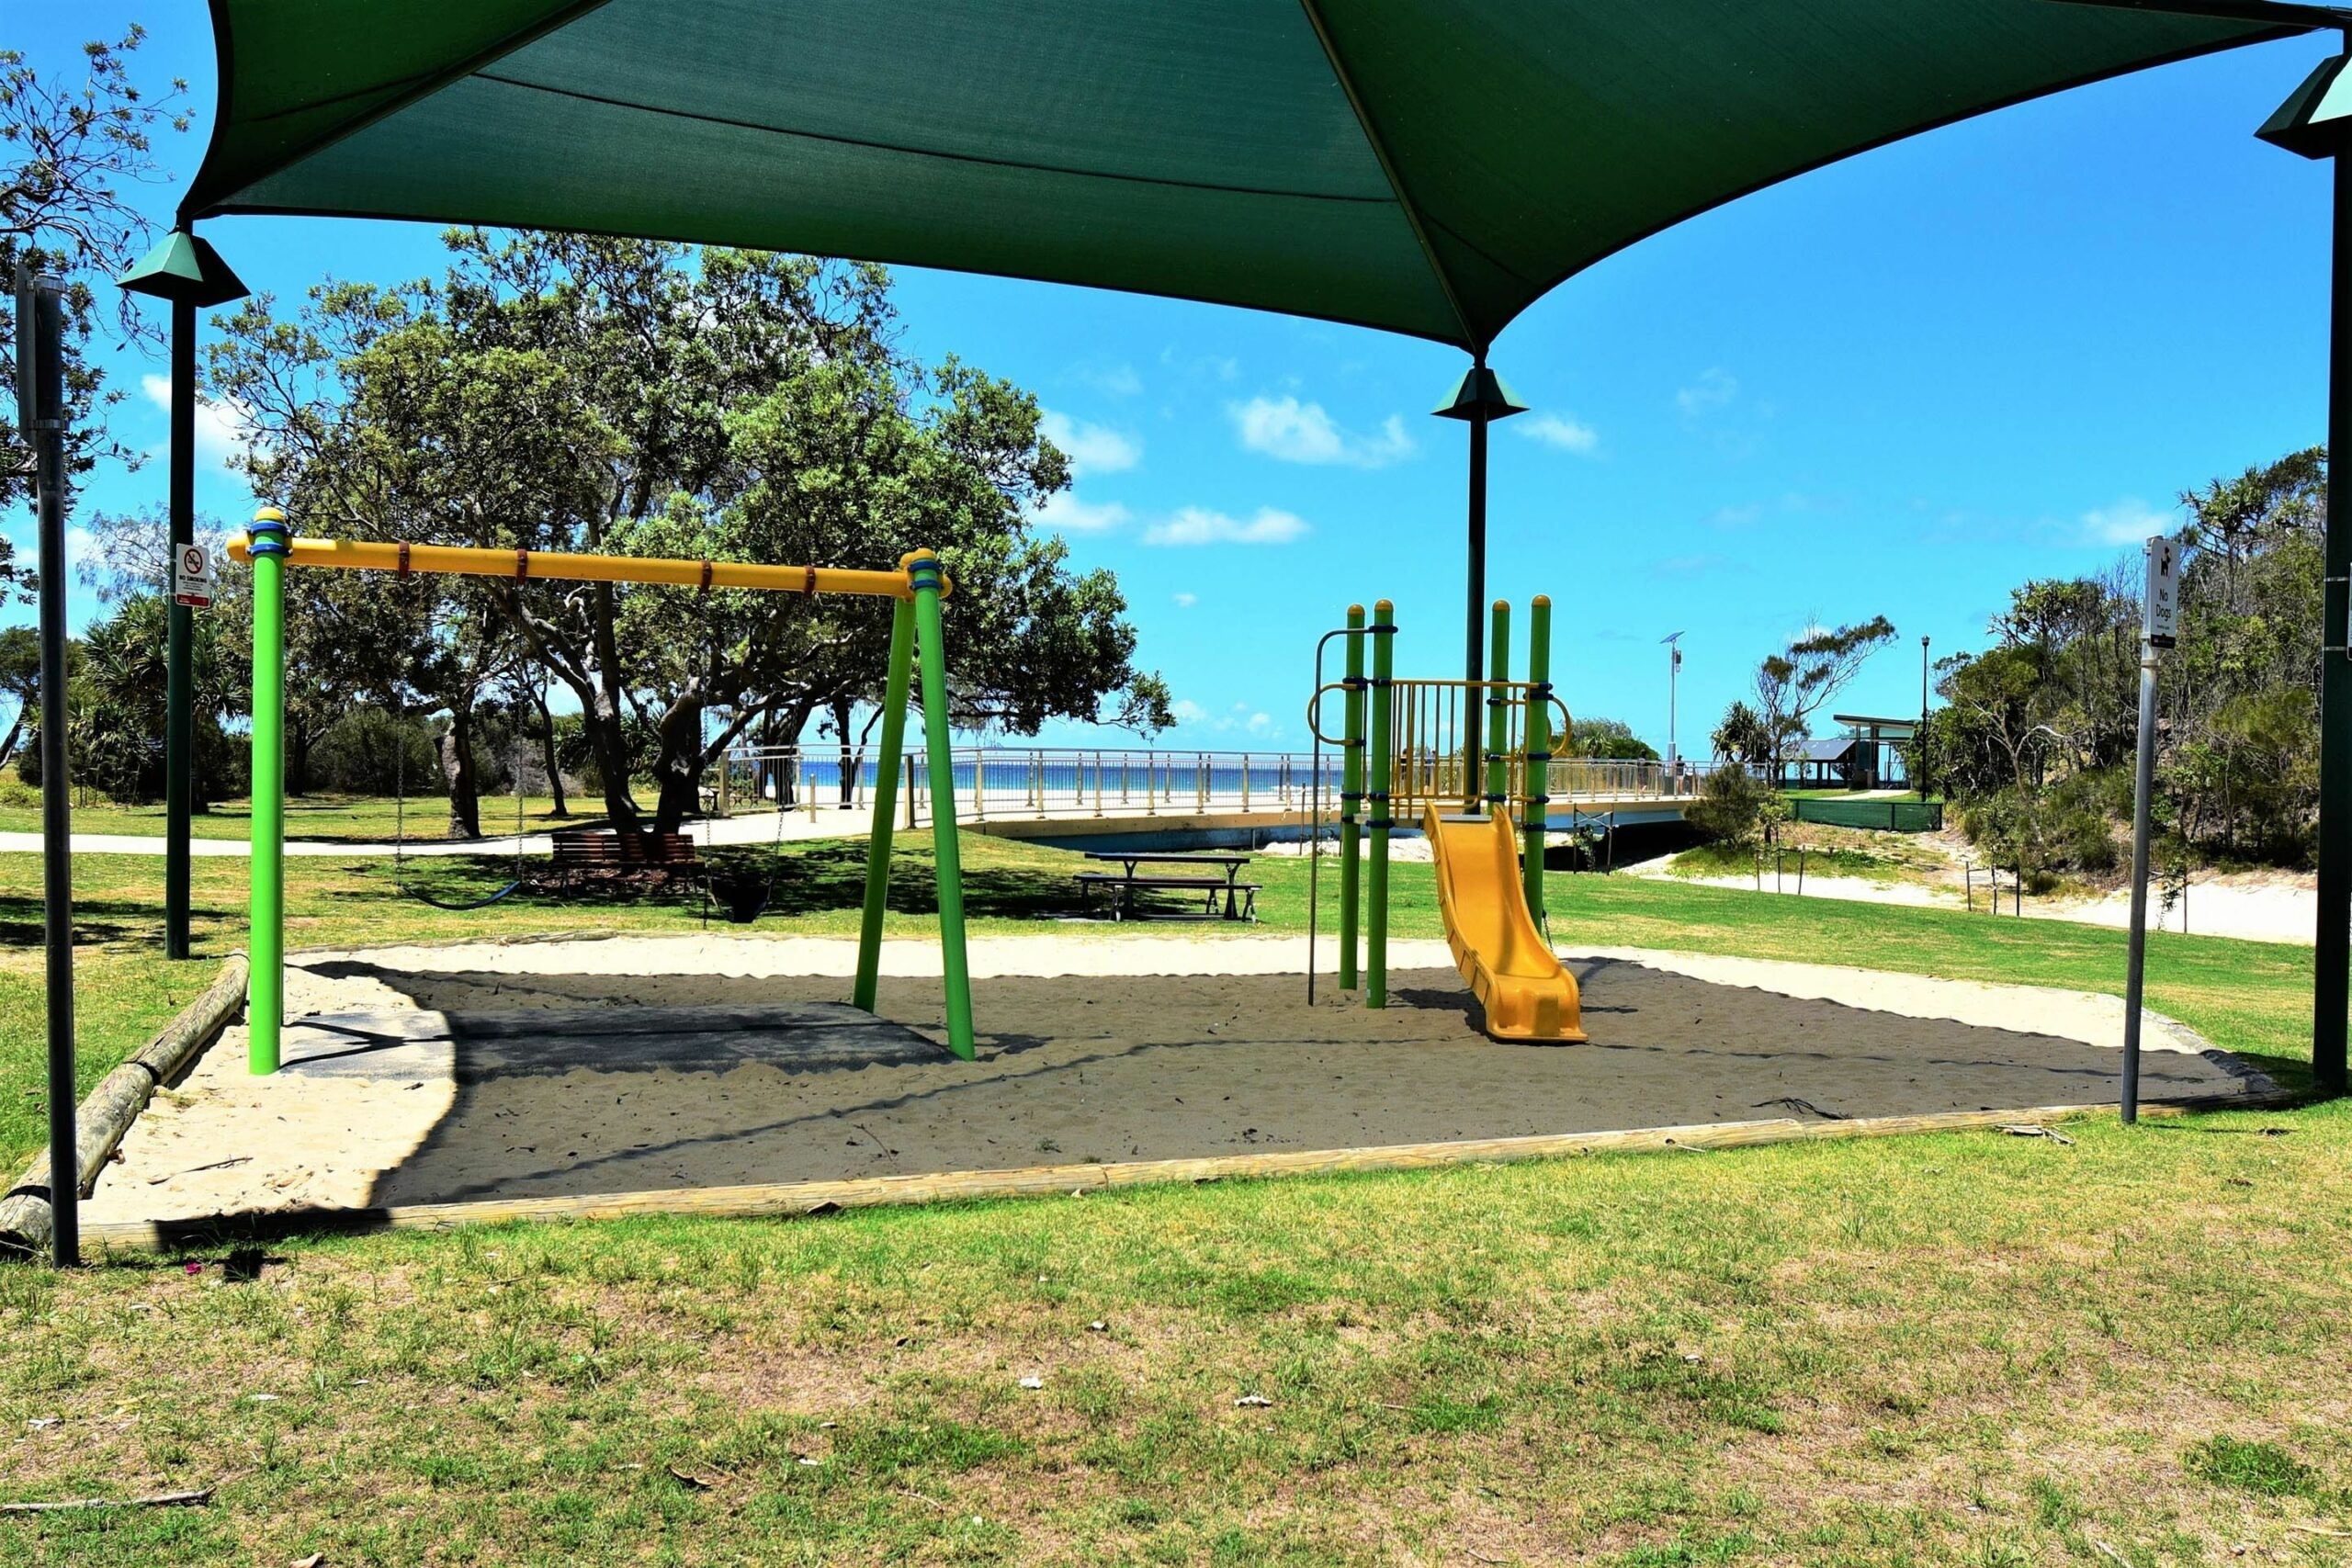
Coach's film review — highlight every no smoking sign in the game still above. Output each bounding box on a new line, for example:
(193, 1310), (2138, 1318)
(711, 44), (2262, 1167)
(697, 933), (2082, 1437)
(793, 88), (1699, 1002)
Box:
(172, 542), (217, 609)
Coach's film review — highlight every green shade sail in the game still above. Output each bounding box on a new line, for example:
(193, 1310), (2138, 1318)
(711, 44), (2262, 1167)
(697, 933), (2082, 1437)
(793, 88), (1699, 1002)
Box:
(186, 1), (2306, 352)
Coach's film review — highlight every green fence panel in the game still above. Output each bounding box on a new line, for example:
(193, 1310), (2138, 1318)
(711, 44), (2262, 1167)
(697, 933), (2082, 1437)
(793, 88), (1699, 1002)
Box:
(1792, 796), (1943, 832)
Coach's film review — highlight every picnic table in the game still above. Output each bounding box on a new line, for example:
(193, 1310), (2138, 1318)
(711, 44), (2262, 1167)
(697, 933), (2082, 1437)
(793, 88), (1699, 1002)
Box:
(1073, 850), (1259, 922)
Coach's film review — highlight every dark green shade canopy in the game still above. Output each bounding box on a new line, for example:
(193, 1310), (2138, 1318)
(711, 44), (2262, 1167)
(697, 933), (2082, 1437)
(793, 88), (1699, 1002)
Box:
(117, 229), (250, 307)
(184, 1), (2304, 353)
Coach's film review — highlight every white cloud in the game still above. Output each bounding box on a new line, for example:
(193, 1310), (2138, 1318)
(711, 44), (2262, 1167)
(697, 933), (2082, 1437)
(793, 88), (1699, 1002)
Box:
(1517, 412), (1599, 454)
(2083, 498), (2174, 547)
(1039, 411), (1141, 477)
(1159, 696), (1283, 742)
(1229, 396), (1415, 468)
(1171, 592), (1198, 608)
(143, 374), (251, 471)
(1144, 505), (1309, 547)
(1031, 491), (1130, 535)
(1069, 362), (1143, 398)
(1676, 367), (1739, 416)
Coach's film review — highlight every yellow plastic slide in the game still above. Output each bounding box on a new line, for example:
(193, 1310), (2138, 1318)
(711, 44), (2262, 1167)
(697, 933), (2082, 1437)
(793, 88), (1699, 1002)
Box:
(1423, 805), (1587, 1043)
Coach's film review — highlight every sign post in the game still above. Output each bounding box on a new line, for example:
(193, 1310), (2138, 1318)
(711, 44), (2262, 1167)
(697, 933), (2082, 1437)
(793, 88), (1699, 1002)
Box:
(17, 265), (78, 1266)
(2121, 534), (2178, 1123)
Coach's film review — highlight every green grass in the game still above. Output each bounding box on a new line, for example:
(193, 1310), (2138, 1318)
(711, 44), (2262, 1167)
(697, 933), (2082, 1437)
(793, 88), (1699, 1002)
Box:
(0, 786), (597, 842)
(1, 821), (2347, 1563)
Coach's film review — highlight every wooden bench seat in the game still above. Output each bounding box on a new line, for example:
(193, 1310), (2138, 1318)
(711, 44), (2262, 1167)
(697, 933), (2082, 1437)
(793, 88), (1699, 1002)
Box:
(548, 830), (706, 893)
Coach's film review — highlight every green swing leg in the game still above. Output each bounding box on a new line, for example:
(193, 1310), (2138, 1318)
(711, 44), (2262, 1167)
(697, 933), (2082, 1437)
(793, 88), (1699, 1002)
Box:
(854, 596), (917, 1015)
(907, 553), (976, 1060)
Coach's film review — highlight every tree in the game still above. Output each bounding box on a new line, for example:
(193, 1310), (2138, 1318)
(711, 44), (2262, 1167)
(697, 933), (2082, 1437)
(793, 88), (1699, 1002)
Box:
(0, 625), (37, 766)
(217, 233), (1170, 834)
(1685, 763), (1772, 847)
(1709, 700), (1770, 768)
(52, 592), (247, 803)
(1568, 716), (1657, 761)
(1753, 615), (1897, 758)
(2, 27), (189, 592)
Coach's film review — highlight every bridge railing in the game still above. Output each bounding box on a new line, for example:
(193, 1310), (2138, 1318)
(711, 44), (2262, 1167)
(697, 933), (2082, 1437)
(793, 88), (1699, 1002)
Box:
(714, 745), (1715, 826)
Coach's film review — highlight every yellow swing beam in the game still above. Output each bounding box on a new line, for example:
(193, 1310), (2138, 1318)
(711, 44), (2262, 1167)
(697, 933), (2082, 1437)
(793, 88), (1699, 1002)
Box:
(224, 535), (934, 600)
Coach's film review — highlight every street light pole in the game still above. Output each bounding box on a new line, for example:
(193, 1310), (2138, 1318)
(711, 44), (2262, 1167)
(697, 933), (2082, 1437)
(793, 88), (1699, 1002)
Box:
(1662, 631), (1686, 771)
(1918, 635), (1930, 801)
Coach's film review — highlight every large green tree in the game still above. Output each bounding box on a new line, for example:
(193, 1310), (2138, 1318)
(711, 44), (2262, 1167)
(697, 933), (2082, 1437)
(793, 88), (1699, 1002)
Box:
(215, 233), (1170, 833)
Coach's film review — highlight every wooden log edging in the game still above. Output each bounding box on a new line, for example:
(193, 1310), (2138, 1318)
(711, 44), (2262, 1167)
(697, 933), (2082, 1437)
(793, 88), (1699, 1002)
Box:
(74, 1084), (2308, 1256)
(1, 954), (250, 1258)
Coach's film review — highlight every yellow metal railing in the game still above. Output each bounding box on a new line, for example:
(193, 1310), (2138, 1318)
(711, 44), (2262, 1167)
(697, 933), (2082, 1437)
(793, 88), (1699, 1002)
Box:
(1388, 678), (1571, 816)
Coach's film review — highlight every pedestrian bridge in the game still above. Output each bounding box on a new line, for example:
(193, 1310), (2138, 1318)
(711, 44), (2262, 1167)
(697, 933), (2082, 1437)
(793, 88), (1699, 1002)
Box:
(719, 746), (1705, 842)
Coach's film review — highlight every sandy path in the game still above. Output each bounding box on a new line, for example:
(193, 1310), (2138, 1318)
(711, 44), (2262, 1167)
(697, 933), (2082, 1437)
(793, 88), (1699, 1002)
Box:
(1624, 855), (2329, 947)
(85, 934), (2263, 1229)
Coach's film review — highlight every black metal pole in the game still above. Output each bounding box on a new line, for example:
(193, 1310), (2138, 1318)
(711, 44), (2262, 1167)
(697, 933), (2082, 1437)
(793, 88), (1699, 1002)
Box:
(1465, 405), (1488, 686)
(1918, 636), (1931, 801)
(20, 268), (79, 1266)
(2318, 145), (2352, 1098)
(165, 296), (194, 959)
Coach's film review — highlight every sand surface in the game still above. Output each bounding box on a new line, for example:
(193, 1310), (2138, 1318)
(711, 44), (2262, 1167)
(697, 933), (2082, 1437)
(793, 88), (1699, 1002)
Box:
(86, 934), (2267, 1228)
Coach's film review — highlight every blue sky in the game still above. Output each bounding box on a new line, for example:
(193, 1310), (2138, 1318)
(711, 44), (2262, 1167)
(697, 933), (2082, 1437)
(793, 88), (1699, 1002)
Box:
(6, 4), (2338, 757)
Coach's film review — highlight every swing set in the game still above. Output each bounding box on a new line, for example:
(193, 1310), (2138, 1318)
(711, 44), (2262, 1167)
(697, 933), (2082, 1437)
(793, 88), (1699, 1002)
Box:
(229, 507), (978, 1072)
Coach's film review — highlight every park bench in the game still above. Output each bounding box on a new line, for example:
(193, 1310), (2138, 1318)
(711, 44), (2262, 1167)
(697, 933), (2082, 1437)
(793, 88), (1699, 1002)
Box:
(547, 829), (706, 895)
(1073, 851), (1259, 921)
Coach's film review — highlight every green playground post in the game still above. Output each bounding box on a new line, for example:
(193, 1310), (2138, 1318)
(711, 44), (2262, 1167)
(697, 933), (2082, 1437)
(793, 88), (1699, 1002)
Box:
(1485, 599), (1511, 818)
(1366, 599), (1396, 1009)
(854, 594), (918, 1013)
(246, 507), (289, 1074)
(1339, 603), (1365, 990)
(907, 552), (976, 1060)
(1523, 594), (1554, 924)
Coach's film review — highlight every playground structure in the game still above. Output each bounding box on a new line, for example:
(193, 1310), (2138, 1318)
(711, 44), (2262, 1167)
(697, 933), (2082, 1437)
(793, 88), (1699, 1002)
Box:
(229, 509), (978, 1072)
(1311, 597), (1586, 1043)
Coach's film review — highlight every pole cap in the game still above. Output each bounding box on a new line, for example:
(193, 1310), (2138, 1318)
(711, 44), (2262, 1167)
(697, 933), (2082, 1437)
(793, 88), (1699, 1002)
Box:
(899, 548), (954, 598)
(246, 505), (289, 555)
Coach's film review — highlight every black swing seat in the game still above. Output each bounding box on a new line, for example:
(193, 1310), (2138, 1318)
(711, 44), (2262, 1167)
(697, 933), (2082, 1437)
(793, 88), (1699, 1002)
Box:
(403, 878), (527, 912)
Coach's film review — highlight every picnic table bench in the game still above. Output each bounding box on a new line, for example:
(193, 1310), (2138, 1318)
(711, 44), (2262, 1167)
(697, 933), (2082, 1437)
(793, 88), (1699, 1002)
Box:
(1074, 850), (1258, 921)
(548, 829), (706, 893)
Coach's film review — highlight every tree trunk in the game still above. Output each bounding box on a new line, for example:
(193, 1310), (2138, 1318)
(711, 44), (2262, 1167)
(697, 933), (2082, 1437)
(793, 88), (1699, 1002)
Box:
(287, 716), (315, 798)
(650, 692), (705, 836)
(440, 708), (482, 839)
(0, 712), (24, 771)
(535, 688), (569, 818)
(834, 695), (855, 807)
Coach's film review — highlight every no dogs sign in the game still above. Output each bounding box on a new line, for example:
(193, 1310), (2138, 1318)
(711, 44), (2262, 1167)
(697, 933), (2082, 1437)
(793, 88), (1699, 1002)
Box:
(172, 542), (216, 609)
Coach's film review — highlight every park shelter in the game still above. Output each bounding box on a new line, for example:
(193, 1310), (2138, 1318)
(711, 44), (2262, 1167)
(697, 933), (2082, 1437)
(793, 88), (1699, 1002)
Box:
(113, 0), (2352, 1089)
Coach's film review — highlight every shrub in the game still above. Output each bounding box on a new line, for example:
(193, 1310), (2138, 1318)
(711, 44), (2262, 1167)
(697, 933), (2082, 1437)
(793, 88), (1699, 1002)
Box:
(1686, 765), (1770, 847)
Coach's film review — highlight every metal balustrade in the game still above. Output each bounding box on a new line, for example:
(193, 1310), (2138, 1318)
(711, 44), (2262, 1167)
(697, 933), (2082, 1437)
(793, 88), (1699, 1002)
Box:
(712, 745), (1719, 826)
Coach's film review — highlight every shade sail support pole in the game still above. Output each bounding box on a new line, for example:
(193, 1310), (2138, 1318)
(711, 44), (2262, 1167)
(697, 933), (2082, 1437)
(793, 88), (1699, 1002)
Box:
(164, 298), (195, 960)
(2321, 141), (2352, 1096)
(1467, 392), (1489, 688)
(2260, 41), (2352, 1095)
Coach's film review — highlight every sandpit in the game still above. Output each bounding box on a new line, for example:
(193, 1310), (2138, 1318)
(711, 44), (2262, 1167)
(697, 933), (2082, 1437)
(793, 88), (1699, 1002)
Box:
(84, 934), (2270, 1233)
